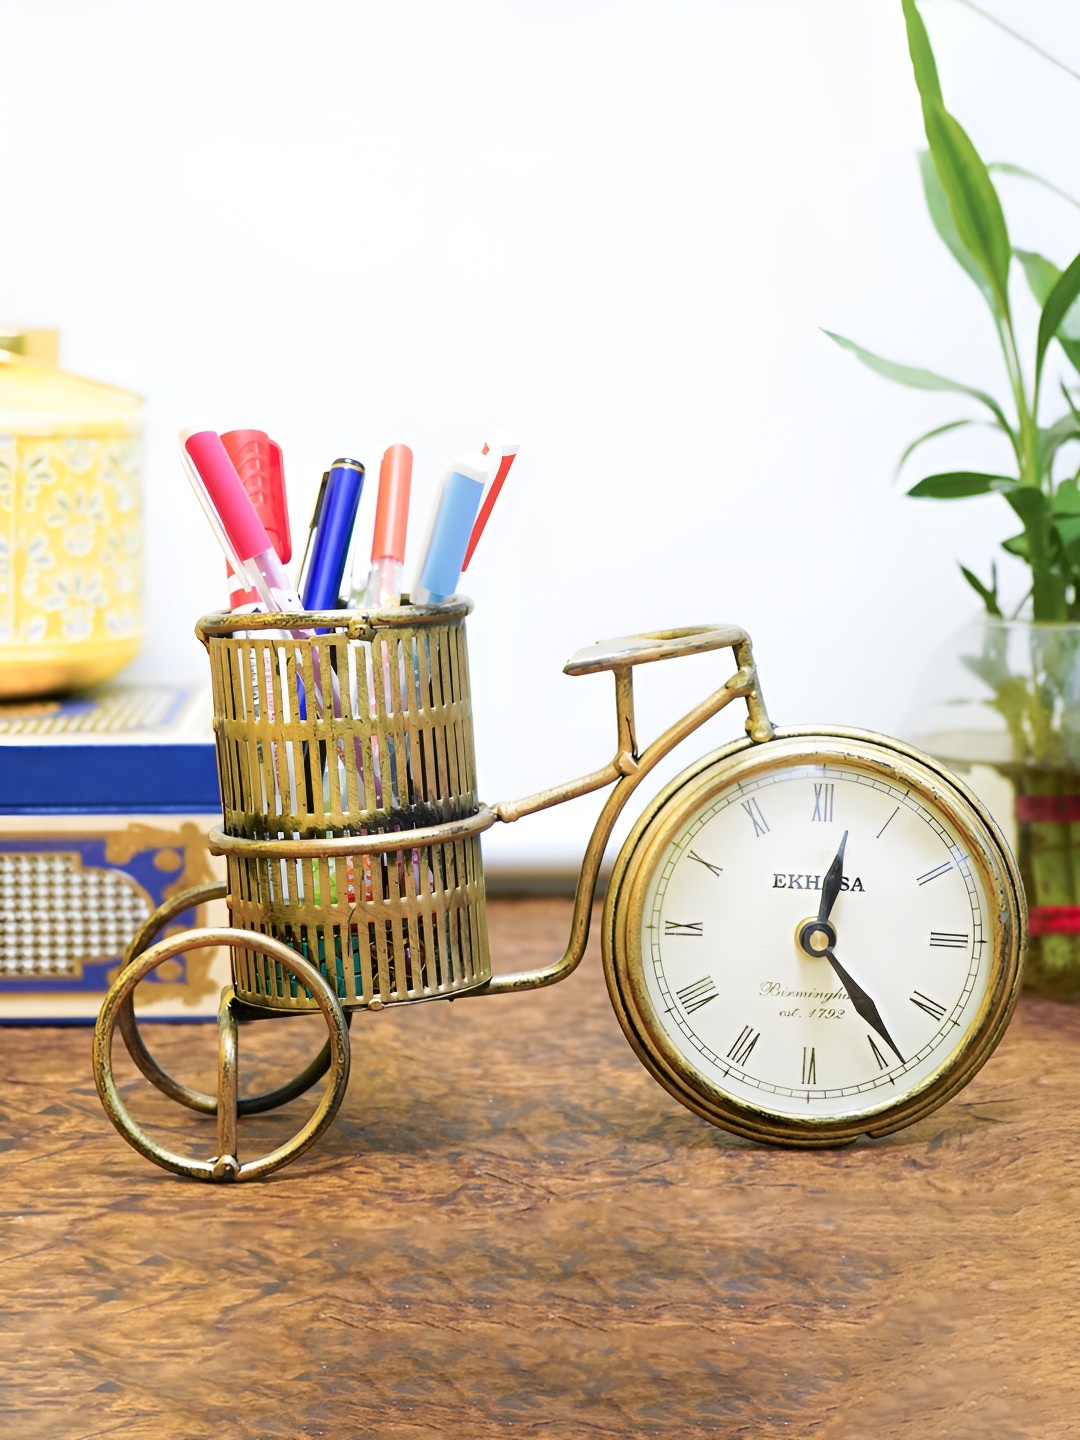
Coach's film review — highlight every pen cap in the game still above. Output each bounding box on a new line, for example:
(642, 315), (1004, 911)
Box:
(220, 429), (292, 564)
(415, 452), (488, 602)
(371, 443), (413, 561)
(184, 429), (273, 562)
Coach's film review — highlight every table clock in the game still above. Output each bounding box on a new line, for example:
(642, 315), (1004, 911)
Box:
(604, 727), (1025, 1145)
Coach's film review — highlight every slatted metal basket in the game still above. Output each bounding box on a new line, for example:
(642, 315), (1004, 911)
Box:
(198, 600), (490, 1012)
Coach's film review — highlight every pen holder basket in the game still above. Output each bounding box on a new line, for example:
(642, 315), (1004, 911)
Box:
(197, 600), (490, 1013)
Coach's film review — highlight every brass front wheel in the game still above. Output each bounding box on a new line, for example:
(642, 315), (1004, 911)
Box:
(94, 927), (351, 1182)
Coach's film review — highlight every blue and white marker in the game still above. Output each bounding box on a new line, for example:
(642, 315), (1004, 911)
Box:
(411, 451), (490, 605)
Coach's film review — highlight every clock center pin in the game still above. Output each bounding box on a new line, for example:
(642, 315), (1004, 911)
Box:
(796, 917), (836, 955)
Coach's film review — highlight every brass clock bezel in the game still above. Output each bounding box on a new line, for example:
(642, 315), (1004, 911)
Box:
(602, 726), (1027, 1148)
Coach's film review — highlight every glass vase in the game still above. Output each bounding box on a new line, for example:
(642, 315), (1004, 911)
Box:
(907, 615), (1080, 997)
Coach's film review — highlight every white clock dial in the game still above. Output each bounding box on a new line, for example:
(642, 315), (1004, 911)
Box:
(631, 746), (1005, 1126)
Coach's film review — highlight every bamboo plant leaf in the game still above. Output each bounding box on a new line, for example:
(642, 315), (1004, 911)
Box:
(989, 162), (1080, 211)
(907, 470), (1017, 498)
(919, 151), (996, 309)
(822, 331), (1013, 432)
(959, 563), (1002, 617)
(1005, 483), (1050, 524)
(1001, 531), (1029, 559)
(1017, 249), (1061, 306)
(1056, 340), (1080, 378)
(1018, 253), (1080, 340)
(1038, 252), (1080, 383)
(1043, 414), (1080, 472)
(1018, 250), (1080, 375)
(902, 0), (1011, 318)
(922, 107), (1012, 321)
(894, 418), (980, 478)
(900, 0), (943, 105)
(1053, 478), (1080, 515)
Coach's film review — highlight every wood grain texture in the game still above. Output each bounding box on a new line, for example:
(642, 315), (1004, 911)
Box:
(0, 898), (1077, 1439)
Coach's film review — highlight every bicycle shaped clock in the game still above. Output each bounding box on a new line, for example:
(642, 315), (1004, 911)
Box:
(93, 603), (1026, 1180)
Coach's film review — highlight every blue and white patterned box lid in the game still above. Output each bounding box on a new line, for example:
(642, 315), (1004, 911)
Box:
(0, 683), (220, 814)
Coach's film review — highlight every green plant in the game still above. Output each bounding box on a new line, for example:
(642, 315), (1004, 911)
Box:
(826, 0), (1080, 623)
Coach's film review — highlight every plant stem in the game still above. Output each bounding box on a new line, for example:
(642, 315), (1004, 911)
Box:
(1011, 586), (1034, 619)
(1001, 319), (1038, 482)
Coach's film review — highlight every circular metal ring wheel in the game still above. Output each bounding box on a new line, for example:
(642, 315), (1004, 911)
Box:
(115, 883), (352, 1115)
(94, 922), (351, 1182)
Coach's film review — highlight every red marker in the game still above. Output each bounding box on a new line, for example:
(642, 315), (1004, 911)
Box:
(220, 430), (291, 610)
(461, 433), (519, 572)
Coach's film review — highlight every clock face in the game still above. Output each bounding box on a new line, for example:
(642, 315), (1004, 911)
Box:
(608, 732), (1024, 1140)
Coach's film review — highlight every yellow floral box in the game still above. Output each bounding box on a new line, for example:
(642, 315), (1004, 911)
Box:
(0, 344), (146, 697)
(0, 684), (227, 1023)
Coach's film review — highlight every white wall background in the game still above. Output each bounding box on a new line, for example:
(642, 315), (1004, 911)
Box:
(2, 0), (1079, 870)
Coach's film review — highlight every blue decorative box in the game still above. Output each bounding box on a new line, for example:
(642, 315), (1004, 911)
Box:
(0, 683), (227, 1022)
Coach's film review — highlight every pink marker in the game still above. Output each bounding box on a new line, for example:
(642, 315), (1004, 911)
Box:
(181, 427), (352, 754)
(461, 432), (519, 572)
(180, 428), (302, 614)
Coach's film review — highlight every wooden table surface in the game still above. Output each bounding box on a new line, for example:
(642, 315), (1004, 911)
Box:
(1, 897), (1078, 1439)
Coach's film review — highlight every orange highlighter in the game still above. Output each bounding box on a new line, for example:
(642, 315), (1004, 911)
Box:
(362, 443), (413, 607)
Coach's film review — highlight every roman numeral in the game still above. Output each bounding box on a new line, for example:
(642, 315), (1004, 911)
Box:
(742, 798), (769, 837)
(687, 850), (722, 877)
(727, 1024), (760, 1068)
(868, 1034), (889, 1069)
(676, 976), (719, 1013)
(910, 990), (947, 1021)
(801, 1046), (816, 1084)
(811, 783), (834, 822)
(930, 931), (968, 949)
(664, 920), (703, 938)
(916, 861), (952, 886)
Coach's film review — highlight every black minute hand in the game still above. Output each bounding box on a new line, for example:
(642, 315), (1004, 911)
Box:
(824, 948), (905, 1065)
(818, 830), (848, 924)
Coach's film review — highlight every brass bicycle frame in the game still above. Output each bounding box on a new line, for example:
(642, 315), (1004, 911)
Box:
(200, 614), (776, 999)
(96, 614), (775, 1180)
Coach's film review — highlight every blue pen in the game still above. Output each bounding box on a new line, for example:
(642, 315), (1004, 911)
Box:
(301, 457), (365, 610)
(411, 452), (489, 605)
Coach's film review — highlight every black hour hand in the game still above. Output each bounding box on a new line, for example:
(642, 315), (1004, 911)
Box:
(825, 948), (904, 1066)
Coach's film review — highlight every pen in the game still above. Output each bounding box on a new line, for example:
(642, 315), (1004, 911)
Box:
(182, 426), (363, 804)
(301, 458), (365, 611)
(181, 429), (303, 613)
(295, 470), (329, 601)
(363, 443), (413, 608)
(220, 430), (291, 610)
(461, 433), (519, 572)
(411, 451), (490, 606)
